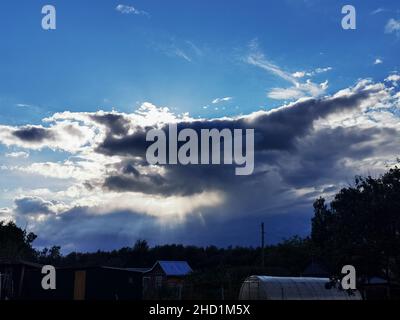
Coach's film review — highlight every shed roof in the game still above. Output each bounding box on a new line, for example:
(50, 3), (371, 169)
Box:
(0, 258), (42, 269)
(102, 266), (150, 273)
(149, 261), (192, 276)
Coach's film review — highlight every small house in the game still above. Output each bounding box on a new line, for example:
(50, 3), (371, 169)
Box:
(142, 261), (192, 299)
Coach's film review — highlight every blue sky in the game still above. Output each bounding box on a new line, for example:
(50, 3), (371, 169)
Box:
(0, 0), (399, 251)
(0, 0), (398, 123)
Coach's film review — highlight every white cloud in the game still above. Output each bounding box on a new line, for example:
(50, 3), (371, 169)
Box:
(14, 160), (104, 181)
(212, 97), (233, 104)
(268, 80), (328, 100)
(314, 67), (332, 74)
(246, 40), (329, 100)
(268, 88), (305, 100)
(174, 48), (192, 62)
(71, 190), (225, 220)
(385, 74), (400, 83)
(374, 58), (383, 65)
(292, 67), (332, 79)
(246, 42), (296, 85)
(385, 74), (400, 87)
(5, 151), (30, 159)
(385, 18), (400, 35)
(0, 207), (13, 223)
(371, 8), (385, 15)
(115, 4), (147, 16)
(292, 71), (306, 78)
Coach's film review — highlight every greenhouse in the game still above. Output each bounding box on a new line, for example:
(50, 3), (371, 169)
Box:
(239, 276), (362, 300)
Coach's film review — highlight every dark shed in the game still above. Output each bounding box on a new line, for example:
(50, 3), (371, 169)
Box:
(0, 258), (43, 300)
(46, 266), (146, 300)
(1, 259), (146, 300)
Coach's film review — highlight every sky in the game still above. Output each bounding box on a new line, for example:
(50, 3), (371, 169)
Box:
(0, 0), (399, 252)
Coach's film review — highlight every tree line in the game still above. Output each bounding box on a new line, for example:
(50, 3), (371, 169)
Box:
(1, 165), (400, 285)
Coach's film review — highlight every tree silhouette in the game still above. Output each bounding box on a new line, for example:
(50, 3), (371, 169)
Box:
(311, 166), (400, 282)
(0, 221), (37, 260)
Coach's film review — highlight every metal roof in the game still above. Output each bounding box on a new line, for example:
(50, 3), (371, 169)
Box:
(101, 266), (151, 273)
(151, 261), (192, 276)
(0, 258), (43, 269)
(239, 276), (362, 300)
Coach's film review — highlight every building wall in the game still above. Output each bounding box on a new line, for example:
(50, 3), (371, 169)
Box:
(3, 266), (143, 300)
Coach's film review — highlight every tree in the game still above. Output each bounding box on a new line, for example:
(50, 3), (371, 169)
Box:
(311, 166), (400, 281)
(0, 221), (37, 260)
(37, 246), (62, 265)
(133, 239), (149, 253)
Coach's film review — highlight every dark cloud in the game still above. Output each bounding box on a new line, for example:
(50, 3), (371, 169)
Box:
(104, 164), (233, 196)
(95, 89), (374, 158)
(90, 114), (131, 136)
(3, 80), (400, 252)
(96, 86), (384, 197)
(12, 126), (54, 142)
(96, 128), (149, 157)
(276, 126), (398, 187)
(15, 196), (59, 216)
(249, 90), (374, 152)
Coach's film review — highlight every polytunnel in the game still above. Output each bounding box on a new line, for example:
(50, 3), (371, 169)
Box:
(239, 276), (362, 300)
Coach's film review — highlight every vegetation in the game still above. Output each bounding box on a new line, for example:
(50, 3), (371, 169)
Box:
(0, 221), (37, 260)
(311, 165), (400, 282)
(1, 166), (400, 297)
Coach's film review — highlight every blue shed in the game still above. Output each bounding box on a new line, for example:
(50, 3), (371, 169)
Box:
(143, 261), (192, 299)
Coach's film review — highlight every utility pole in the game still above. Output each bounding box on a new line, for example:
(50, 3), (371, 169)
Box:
(261, 222), (265, 268)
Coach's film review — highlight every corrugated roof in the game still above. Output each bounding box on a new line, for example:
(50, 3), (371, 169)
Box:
(153, 261), (192, 276)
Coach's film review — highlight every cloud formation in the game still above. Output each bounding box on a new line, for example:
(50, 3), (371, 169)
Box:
(0, 78), (399, 251)
(212, 97), (233, 104)
(385, 18), (400, 36)
(115, 4), (148, 16)
(246, 40), (330, 100)
(5, 151), (29, 159)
